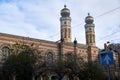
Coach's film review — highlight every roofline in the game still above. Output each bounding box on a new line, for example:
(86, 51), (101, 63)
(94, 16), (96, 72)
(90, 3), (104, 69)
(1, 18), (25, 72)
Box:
(0, 32), (88, 48)
(0, 32), (56, 44)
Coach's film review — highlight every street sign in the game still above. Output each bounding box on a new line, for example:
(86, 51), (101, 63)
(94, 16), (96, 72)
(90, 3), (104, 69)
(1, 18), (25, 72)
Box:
(101, 51), (114, 66)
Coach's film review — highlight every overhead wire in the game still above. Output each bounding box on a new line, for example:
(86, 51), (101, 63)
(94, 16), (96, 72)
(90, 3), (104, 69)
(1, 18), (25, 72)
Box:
(95, 6), (120, 18)
(97, 25), (120, 42)
(95, 6), (120, 42)
(98, 30), (120, 41)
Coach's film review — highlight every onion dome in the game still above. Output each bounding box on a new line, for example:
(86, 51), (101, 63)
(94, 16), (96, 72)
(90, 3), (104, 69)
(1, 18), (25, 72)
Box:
(85, 13), (94, 24)
(61, 5), (70, 17)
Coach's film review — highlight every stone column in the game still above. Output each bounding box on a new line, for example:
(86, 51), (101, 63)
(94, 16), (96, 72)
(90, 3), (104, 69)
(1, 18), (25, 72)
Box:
(32, 76), (35, 80)
(13, 75), (16, 80)
(48, 76), (51, 80)
(41, 76), (43, 80)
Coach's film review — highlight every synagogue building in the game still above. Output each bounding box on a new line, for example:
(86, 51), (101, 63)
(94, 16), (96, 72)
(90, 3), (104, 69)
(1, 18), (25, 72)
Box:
(0, 5), (118, 80)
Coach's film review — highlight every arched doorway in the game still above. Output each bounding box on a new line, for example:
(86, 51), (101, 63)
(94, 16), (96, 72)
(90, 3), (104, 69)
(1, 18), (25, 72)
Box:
(51, 76), (58, 80)
(42, 75), (49, 80)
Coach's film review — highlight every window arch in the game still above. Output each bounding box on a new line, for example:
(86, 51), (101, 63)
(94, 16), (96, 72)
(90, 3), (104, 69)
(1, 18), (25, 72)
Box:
(1, 46), (10, 61)
(64, 28), (67, 38)
(68, 28), (70, 38)
(64, 21), (67, 24)
(66, 53), (74, 62)
(46, 52), (54, 66)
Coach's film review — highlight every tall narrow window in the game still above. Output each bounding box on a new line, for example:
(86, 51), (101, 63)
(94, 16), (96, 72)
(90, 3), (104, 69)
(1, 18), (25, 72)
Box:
(86, 35), (88, 44)
(61, 29), (64, 38)
(64, 28), (67, 38)
(2, 47), (10, 61)
(68, 28), (70, 38)
(66, 53), (74, 62)
(93, 35), (95, 43)
(88, 35), (90, 43)
(64, 21), (66, 24)
(90, 34), (92, 43)
(47, 52), (53, 66)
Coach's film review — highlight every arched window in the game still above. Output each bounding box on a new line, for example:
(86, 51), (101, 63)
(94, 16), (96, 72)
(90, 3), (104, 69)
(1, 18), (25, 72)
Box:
(90, 34), (92, 43)
(46, 52), (53, 66)
(64, 28), (67, 38)
(1, 46), (10, 61)
(68, 28), (70, 38)
(66, 53), (74, 62)
(64, 21), (67, 24)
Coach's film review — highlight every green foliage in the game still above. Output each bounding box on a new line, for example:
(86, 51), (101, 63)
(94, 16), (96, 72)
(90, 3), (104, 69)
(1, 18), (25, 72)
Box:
(2, 54), (17, 80)
(55, 58), (66, 79)
(79, 61), (106, 80)
(54, 55), (84, 80)
(54, 55), (106, 80)
(2, 43), (38, 80)
(2, 43), (106, 80)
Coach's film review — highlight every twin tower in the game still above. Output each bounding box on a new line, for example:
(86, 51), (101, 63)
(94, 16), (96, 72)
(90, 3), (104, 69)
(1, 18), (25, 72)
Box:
(60, 5), (96, 46)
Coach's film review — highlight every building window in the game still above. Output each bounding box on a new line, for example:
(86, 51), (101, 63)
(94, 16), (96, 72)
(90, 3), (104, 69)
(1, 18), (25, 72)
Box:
(1, 47), (10, 61)
(90, 34), (92, 43)
(68, 21), (70, 25)
(79, 50), (81, 53)
(94, 51), (96, 54)
(93, 35), (95, 43)
(80, 50), (86, 53)
(89, 28), (91, 31)
(46, 52), (53, 66)
(86, 35), (88, 44)
(82, 50), (84, 53)
(64, 28), (67, 38)
(64, 21), (67, 24)
(66, 53), (74, 62)
(68, 28), (70, 38)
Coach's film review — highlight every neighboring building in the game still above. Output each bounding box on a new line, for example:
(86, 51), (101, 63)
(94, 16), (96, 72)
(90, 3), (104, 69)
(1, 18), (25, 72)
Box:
(101, 43), (120, 79)
(0, 5), (99, 79)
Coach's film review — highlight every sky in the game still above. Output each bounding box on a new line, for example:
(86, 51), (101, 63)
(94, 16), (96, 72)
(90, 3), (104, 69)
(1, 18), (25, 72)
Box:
(0, 0), (120, 49)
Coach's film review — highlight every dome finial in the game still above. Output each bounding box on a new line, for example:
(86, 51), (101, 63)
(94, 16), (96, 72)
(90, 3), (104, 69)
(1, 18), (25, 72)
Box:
(88, 13), (90, 16)
(64, 5), (66, 8)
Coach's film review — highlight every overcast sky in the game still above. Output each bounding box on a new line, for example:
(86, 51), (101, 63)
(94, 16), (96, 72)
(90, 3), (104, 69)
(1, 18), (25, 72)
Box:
(0, 0), (120, 49)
